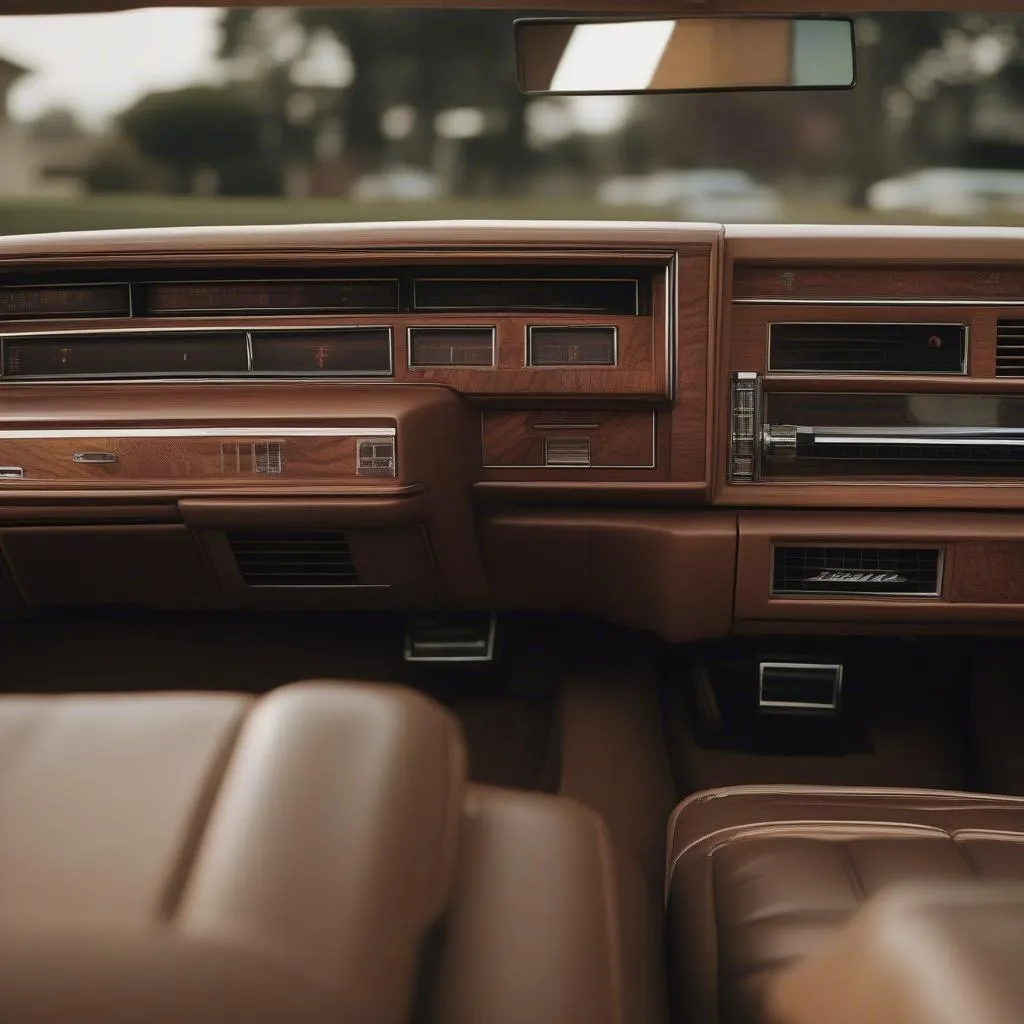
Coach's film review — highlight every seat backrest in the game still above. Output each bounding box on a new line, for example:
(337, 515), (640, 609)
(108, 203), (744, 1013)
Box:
(0, 681), (466, 1024)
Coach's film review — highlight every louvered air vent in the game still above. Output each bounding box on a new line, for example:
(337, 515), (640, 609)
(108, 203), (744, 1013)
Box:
(227, 532), (359, 588)
(997, 321), (1024, 377)
(768, 323), (966, 374)
(771, 546), (942, 597)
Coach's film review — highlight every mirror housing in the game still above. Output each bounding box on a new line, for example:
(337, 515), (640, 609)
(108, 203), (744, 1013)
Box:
(515, 16), (856, 95)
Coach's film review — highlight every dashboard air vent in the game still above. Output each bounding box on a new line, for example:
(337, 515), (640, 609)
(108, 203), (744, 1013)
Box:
(412, 275), (640, 314)
(768, 323), (966, 375)
(997, 321), (1024, 377)
(771, 546), (942, 597)
(227, 532), (359, 588)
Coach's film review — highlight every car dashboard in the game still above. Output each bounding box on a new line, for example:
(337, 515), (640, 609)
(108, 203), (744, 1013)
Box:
(2, 219), (1023, 639)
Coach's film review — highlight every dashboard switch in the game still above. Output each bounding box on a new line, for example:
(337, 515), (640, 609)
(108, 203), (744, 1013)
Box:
(357, 437), (396, 477)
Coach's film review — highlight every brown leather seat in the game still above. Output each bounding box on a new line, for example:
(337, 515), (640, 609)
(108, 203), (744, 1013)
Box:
(0, 681), (663, 1024)
(665, 785), (1024, 1024)
(766, 882), (1024, 1024)
(433, 785), (668, 1024)
(0, 682), (466, 1024)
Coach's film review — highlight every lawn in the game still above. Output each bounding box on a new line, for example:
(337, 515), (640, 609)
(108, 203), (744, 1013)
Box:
(2, 194), (1023, 235)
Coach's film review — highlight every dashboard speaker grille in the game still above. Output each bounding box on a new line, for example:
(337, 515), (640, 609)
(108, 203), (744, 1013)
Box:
(771, 546), (942, 597)
(768, 323), (966, 375)
(227, 532), (359, 588)
(997, 320), (1024, 377)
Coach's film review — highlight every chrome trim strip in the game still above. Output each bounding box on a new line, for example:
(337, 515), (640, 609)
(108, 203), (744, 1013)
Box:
(767, 322), (969, 376)
(407, 325), (496, 369)
(0, 427), (395, 440)
(525, 324), (619, 367)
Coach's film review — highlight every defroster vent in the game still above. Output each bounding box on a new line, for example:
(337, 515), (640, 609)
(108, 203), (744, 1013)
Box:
(771, 546), (942, 597)
(227, 532), (359, 588)
(997, 321), (1024, 377)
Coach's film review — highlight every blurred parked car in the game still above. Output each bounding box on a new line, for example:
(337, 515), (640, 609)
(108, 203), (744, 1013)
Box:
(867, 168), (1024, 219)
(597, 168), (783, 221)
(351, 166), (443, 201)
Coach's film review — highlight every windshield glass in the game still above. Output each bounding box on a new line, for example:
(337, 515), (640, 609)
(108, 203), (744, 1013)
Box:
(1, 8), (1022, 234)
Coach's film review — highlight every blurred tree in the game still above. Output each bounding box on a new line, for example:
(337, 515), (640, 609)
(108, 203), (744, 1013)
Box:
(25, 106), (86, 141)
(218, 8), (533, 194)
(84, 136), (166, 194)
(119, 85), (280, 195)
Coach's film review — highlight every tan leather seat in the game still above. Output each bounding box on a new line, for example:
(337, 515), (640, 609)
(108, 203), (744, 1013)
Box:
(433, 786), (668, 1024)
(0, 681), (663, 1024)
(0, 682), (466, 1024)
(665, 785), (1024, 1024)
(766, 882), (1024, 1024)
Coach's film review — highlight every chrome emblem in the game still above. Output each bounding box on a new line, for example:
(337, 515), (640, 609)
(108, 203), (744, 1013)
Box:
(806, 571), (908, 585)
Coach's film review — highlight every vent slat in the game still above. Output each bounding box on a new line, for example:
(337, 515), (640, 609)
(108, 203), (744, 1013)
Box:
(769, 323), (966, 374)
(227, 531), (360, 588)
(772, 546), (941, 597)
(997, 320), (1024, 377)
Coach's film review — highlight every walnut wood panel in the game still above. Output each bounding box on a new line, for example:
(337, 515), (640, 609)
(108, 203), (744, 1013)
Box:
(735, 512), (1024, 623)
(481, 410), (655, 469)
(951, 542), (1024, 604)
(734, 263), (1024, 301)
(729, 303), (999, 377)
(0, 434), (387, 487)
(396, 312), (663, 395)
(0, 311), (665, 397)
(670, 252), (714, 485)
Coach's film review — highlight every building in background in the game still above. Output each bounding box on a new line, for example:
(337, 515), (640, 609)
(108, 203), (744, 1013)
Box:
(0, 53), (93, 197)
(0, 53), (35, 195)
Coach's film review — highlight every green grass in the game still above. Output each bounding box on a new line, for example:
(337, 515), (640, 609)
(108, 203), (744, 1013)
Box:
(3, 194), (1024, 235)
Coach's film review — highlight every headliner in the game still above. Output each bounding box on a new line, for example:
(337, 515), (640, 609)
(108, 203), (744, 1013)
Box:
(2, 0), (1023, 16)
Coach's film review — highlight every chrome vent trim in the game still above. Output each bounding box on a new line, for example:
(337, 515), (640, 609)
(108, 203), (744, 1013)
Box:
(729, 371), (761, 482)
(997, 320), (1024, 377)
(227, 531), (360, 588)
(771, 545), (943, 598)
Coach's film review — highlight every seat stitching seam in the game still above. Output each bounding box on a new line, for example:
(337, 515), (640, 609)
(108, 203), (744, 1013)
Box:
(954, 839), (982, 877)
(838, 842), (866, 902)
(157, 701), (253, 923)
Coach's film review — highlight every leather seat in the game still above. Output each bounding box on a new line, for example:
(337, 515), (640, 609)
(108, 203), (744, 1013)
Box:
(0, 682), (466, 1024)
(766, 881), (1024, 1024)
(665, 785), (1024, 1024)
(0, 681), (664, 1024)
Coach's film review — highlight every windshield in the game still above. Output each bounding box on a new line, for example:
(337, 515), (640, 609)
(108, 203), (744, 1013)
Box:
(1, 8), (1023, 234)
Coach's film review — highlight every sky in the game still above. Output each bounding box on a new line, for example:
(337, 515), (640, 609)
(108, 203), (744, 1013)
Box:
(0, 7), (628, 136)
(0, 9), (222, 127)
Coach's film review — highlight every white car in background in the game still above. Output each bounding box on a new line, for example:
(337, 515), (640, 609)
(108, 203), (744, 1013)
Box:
(351, 166), (444, 201)
(867, 168), (1024, 219)
(597, 168), (784, 221)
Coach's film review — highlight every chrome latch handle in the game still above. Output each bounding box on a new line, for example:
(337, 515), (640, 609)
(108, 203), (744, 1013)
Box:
(72, 452), (118, 464)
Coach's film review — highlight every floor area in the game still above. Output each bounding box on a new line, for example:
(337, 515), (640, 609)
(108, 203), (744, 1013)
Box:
(3, 608), (1020, 889)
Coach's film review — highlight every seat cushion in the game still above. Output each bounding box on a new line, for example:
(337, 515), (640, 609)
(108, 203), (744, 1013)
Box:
(432, 786), (668, 1024)
(0, 681), (466, 1024)
(766, 881), (1024, 1024)
(665, 785), (1024, 1024)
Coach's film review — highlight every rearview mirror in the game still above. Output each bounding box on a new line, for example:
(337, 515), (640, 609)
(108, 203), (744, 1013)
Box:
(515, 16), (856, 95)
